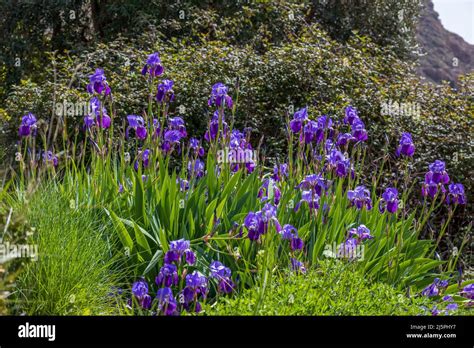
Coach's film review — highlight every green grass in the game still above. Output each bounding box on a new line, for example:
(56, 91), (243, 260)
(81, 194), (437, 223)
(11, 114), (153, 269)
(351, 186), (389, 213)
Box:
(206, 260), (434, 316)
(11, 186), (125, 315)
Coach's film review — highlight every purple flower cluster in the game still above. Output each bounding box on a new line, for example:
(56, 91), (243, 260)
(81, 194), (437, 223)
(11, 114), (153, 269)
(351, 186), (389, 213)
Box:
(421, 160), (453, 200)
(156, 79), (175, 104)
(337, 225), (373, 260)
(243, 203), (281, 241)
(130, 239), (234, 316)
(18, 113), (37, 137)
(343, 106), (368, 143)
(141, 52), (164, 77)
(131, 278), (152, 309)
(289, 108), (335, 145)
(295, 174), (330, 212)
(326, 149), (351, 178)
(421, 278), (449, 297)
(272, 163), (289, 182)
(396, 132), (415, 157)
(347, 185), (372, 210)
(204, 111), (224, 142)
(280, 224), (304, 251)
(87, 68), (111, 96)
(164, 239), (196, 265)
(84, 97), (111, 130)
(210, 261), (235, 294)
(208, 82), (233, 109)
(126, 115), (147, 140)
(378, 187), (399, 214)
(42, 150), (58, 167)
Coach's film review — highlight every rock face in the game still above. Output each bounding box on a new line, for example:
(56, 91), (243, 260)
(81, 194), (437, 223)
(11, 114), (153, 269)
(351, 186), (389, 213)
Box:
(416, 0), (474, 86)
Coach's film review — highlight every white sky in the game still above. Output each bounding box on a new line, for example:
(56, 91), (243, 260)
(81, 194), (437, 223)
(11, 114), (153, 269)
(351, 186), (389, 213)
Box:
(432, 0), (474, 44)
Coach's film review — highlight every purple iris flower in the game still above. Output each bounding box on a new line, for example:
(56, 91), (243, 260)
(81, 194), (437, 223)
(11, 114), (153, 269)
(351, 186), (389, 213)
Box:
(18, 113), (37, 137)
(156, 287), (178, 316)
(257, 179), (281, 205)
(141, 52), (164, 77)
(164, 239), (196, 265)
(294, 190), (320, 211)
(461, 283), (474, 300)
(350, 118), (368, 142)
(348, 224), (373, 242)
(168, 117), (187, 138)
(289, 107), (308, 133)
(261, 203), (278, 222)
(156, 79), (174, 103)
(84, 97), (111, 129)
(210, 261), (231, 279)
(155, 263), (179, 287)
(327, 149), (351, 177)
(162, 130), (184, 153)
(344, 106), (359, 125)
(302, 120), (319, 144)
(422, 160), (450, 199)
(297, 174), (328, 196)
(208, 83), (233, 109)
(243, 211), (265, 241)
(188, 159), (205, 178)
(280, 224), (297, 240)
(243, 204), (281, 241)
(272, 163), (289, 182)
(131, 278), (152, 309)
(290, 235), (304, 251)
(446, 183), (466, 205)
(189, 138), (205, 157)
(427, 160), (450, 185)
(86, 68), (111, 96)
(395, 132), (415, 157)
(205, 111), (229, 142)
(336, 132), (353, 147)
(348, 186), (372, 210)
(421, 278), (448, 297)
(132, 278), (148, 298)
(182, 271), (208, 312)
(126, 115), (147, 140)
(42, 151), (58, 167)
(134, 148), (151, 171)
(314, 115), (334, 143)
(177, 178), (190, 191)
(290, 258), (306, 274)
(209, 261), (234, 294)
(421, 179), (445, 199)
(379, 187), (399, 213)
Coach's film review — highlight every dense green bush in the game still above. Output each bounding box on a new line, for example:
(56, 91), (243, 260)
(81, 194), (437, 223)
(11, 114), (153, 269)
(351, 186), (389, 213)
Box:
(206, 260), (431, 315)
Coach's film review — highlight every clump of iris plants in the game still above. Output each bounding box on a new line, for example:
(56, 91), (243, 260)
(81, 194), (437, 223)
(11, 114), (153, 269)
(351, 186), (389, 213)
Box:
(129, 239), (235, 316)
(15, 50), (471, 317)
